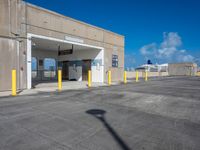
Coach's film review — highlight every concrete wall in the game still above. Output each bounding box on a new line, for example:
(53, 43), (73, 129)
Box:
(0, 38), (19, 91)
(127, 71), (169, 79)
(0, 0), (24, 37)
(104, 43), (124, 82)
(168, 63), (198, 76)
(0, 0), (10, 36)
(25, 3), (124, 47)
(0, 0), (27, 91)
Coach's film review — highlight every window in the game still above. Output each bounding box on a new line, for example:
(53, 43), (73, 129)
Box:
(31, 57), (37, 78)
(44, 58), (56, 78)
(112, 55), (118, 67)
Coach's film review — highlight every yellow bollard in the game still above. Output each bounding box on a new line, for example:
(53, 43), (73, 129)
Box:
(108, 70), (111, 86)
(124, 71), (127, 84)
(58, 70), (62, 91)
(145, 71), (148, 81)
(12, 70), (17, 96)
(136, 71), (139, 82)
(88, 70), (91, 87)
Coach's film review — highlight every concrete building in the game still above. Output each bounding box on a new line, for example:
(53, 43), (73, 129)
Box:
(168, 63), (198, 76)
(0, 0), (125, 91)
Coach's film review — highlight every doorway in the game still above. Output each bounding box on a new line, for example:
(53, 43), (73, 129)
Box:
(62, 61), (69, 80)
(27, 34), (104, 89)
(82, 60), (91, 81)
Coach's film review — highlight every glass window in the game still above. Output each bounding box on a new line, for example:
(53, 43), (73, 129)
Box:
(31, 57), (37, 78)
(44, 58), (56, 78)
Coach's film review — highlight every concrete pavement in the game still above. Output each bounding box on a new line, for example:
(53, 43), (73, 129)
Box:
(0, 81), (108, 97)
(0, 76), (200, 150)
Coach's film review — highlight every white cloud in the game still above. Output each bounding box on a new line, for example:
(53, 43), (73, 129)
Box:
(194, 58), (200, 63)
(157, 47), (177, 58)
(140, 43), (157, 55)
(140, 32), (195, 63)
(177, 54), (194, 62)
(161, 32), (182, 48)
(180, 50), (186, 53)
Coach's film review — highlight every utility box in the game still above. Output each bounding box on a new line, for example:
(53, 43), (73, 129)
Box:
(168, 63), (198, 76)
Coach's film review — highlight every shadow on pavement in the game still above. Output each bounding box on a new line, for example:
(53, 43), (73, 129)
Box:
(86, 109), (131, 150)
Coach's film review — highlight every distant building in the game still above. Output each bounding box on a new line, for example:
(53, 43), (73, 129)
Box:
(197, 67), (200, 72)
(135, 64), (168, 72)
(168, 63), (198, 76)
(157, 64), (169, 72)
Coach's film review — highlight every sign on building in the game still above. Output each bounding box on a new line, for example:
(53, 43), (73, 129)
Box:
(112, 55), (118, 67)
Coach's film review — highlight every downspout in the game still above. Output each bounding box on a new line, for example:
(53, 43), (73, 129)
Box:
(8, 0), (11, 36)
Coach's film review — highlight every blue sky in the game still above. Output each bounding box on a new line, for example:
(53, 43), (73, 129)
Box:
(25, 0), (200, 68)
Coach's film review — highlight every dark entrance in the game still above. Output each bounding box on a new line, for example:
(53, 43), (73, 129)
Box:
(62, 61), (69, 80)
(82, 60), (91, 81)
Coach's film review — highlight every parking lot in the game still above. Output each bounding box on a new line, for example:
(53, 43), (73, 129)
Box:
(0, 76), (200, 150)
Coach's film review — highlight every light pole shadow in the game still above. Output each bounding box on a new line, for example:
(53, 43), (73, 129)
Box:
(86, 109), (131, 150)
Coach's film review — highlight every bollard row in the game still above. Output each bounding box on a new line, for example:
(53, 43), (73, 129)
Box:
(10, 70), (149, 96)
